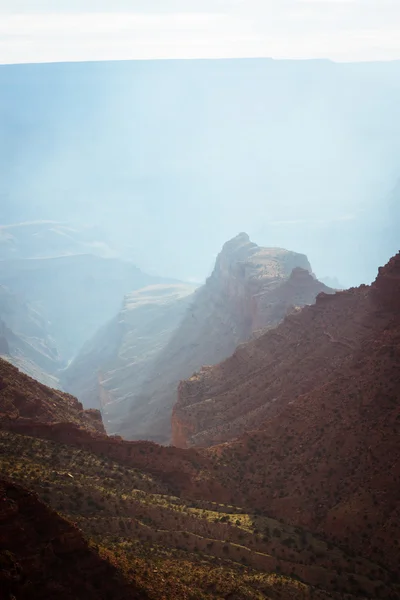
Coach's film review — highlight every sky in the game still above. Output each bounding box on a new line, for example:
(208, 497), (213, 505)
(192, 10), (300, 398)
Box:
(1, 0), (400, 64)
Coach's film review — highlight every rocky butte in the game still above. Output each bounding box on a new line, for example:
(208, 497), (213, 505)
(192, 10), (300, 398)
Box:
(64, 233), (333, 444)
(173, 251), (400, 448)
(174, 252), (400, 575)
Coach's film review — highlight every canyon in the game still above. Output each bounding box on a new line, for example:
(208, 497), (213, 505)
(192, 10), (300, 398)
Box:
(0, 252), (399, 598)
(64, 233), (334, 443)
(1, 55), (400, 600)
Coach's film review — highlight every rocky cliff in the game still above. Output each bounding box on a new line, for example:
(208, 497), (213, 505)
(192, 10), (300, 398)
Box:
(66, 233), (332, 443)
(0, 358), (104, 434)
(1, 275), (400, 600)
(173, 253), (400, 448)
(173, 253), (400, 573)
(62, 283), (196, 410)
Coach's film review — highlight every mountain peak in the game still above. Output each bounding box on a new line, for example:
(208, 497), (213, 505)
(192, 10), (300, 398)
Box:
(219, 232), (257, 257)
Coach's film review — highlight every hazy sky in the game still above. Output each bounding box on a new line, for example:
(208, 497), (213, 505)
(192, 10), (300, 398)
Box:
(1, 0), (400, 64)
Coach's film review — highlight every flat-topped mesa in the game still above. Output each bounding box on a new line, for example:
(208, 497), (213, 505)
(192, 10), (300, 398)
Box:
(210, 232), (312, 286)
(205, 233), (317, 339)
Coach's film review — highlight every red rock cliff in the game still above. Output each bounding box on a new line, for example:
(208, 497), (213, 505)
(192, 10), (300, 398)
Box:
(0, 357), (105, 434)
(171, 254), (400, 572)
(174, 253), (400, 449)
(111, 233), (331, 444)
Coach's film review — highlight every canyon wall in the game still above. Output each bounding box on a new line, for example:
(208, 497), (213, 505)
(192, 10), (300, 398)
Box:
(67, 233), (333, 443)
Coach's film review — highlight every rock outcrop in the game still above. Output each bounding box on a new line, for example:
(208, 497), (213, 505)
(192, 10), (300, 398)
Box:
(174, 253), (400, 572)
(62, 283), (196, 410)
(173, 254), (400, 448)
(0, 252), (400, 597)
(0, 358), (105, 434)
(66, 234), (332, 443)
(0, 478), (147, 599)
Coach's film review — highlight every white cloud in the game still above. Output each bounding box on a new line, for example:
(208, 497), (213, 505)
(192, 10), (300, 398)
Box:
(0, 1), (399, 63)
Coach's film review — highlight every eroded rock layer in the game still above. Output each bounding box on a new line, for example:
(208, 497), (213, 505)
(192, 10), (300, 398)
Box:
(67, 233), (332, 443)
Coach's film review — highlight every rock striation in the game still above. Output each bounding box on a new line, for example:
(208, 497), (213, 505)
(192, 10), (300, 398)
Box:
(0, 252), (400, 597)
(62, 283), (196, 411)
(0, 358), (104, 434)
(174, 253), (400, 572)
(173, 253), (400, 447)
(65, 234), (332, 443)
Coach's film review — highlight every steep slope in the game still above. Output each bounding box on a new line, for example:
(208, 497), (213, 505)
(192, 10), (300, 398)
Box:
(173, 266), (393, 448)
(0, 358), (378, 600)
(2, 431), (372, 600)
(0, 254), (174, 362)
(62, 283), (196, 410)
(174, 254), (400, 447)
(174, 254), (400, 576)
(0, 478), (147, 600)
(0, 358), (104, 434)
(106, 233), (332, 443)
(0, 333), (399, 597)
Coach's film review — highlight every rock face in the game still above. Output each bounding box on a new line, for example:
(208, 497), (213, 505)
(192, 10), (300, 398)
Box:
(174, 254), (400, 570)
(62, 283), (196, 411)
(175, 250), (400, 451)
(0, 478), (147, 600)
(174, 253), (400, 571)
(0, 255), (400, 597)
(0, 358), (105, 434)
(66, 234), (332, 443)
(172, 254), (399, 447)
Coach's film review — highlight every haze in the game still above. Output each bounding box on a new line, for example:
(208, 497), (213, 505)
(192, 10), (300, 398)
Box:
(1, 58), (399, 287)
